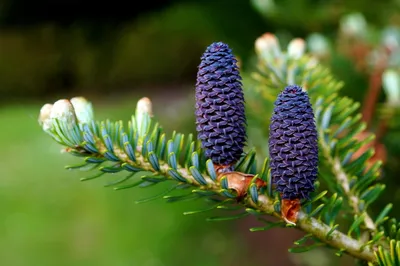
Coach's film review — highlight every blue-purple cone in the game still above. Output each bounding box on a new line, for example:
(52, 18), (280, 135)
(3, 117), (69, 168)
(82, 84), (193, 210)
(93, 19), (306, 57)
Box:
(195, 42), (246, 167)
(269, 85), (318, 200)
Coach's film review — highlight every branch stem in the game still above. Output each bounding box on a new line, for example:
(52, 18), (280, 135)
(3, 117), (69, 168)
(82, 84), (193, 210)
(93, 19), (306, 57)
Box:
(319, 133), (376, 232)
(252, 195), (375, 261)
(332, 158), (376, 232)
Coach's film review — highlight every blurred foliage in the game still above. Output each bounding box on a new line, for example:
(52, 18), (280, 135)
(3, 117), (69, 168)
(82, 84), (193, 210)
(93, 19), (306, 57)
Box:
(0, 0), (266, 99)
(2, 0), (400, 99)
(251, 0), (400, 33)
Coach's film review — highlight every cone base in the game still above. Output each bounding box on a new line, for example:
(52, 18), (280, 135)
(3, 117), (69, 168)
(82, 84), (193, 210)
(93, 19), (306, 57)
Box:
(281, 198), (301, 225)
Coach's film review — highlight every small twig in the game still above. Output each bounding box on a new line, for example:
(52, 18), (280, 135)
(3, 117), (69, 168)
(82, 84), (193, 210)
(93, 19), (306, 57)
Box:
(362, 60), (386, 128)
(333, 159), (376, 232)
(295, 210), (375, 262)
(249, 196), (375, 261)
(361, 45), (394, 130)
(374, 114), (390, 144)
(319, 129), (377, 234)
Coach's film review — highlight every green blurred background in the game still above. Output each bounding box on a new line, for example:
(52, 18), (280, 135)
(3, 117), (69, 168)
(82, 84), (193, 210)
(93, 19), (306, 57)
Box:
(2, 0), (400, 265)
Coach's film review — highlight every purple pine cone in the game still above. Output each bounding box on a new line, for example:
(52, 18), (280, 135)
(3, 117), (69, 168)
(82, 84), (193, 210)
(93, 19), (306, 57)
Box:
(195, 42), (246, 167)
(269, 85), (318, 200)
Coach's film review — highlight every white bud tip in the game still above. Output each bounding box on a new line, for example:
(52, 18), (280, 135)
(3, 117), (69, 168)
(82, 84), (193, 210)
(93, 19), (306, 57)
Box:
(340, 13), (367, 38)
(287, 38), (306, 59)
(50, 99), (77, 126)
(136, 97), (153, 117)
(255, 33), (280, 58)
(38, 103), (54, 131)
(38, 103), (53, 125)
(382, 27), (400, 51)
(70, 96), (88, 106)
(383, 69), (400, 105)
(307, 33), (330, 56)
(70, 96), (94, 124)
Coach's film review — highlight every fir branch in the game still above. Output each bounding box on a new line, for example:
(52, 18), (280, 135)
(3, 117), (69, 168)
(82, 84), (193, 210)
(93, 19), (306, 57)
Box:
(38, 100), (377, 262)
(81, 127), (377, 261)
(333, 158), (376, 232)
(249, 195), (375, 261)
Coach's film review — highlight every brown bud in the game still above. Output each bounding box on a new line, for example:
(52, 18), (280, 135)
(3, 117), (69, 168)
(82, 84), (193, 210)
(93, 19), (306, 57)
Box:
(218, 171), (267, 199)
(281, 198), (301, 225)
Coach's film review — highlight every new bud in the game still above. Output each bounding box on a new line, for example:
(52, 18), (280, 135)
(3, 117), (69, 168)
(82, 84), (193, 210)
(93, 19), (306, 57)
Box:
(381, 27), (400, 52)
(136, 97), (153, 117)
(70, 96), (94, 124)
(255, 33), (281, 60)
(339, 12), (367, 39)
(382, 69), (400, 106)
(287, 38), (306, 59)
(136, 97), (153, 137)
(307, 33), (330, 58)
(50, 99), (77, 130)
(38, 103), (54, 132)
